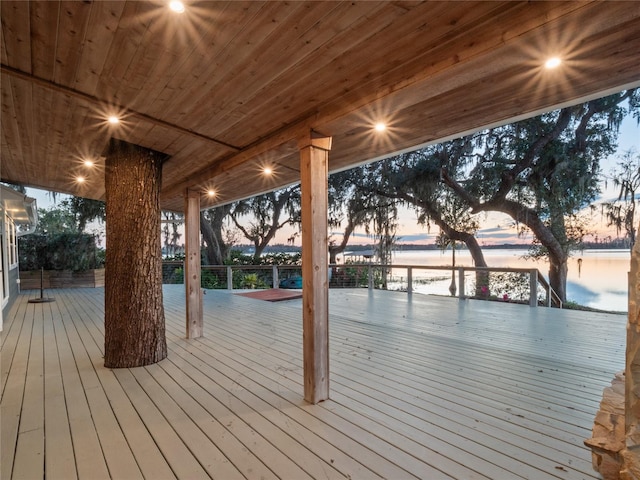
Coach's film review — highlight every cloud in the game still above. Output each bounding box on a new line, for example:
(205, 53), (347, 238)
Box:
(478, 226), (513, 234)
(396, 233), (436, 242)
(480, 232), (521, 239)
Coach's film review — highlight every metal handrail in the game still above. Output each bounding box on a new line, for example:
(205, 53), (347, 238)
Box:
(536, 271), (563, 308)
(162, 261), (561, 308)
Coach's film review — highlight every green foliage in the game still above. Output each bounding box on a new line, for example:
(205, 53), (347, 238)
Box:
(330, 261), (384, 289)
(36, 207), (79, 234)
(241, 273), (259, 288)
(19, 233), (104, 271)
(226, 250), (301, 266)
(163, 250), (302, 289)
(469, 271), (549, 305)
(19, 201), (105, 272)
(62, 197), (105, 231)
(162, 262), (184, 285)
(436, 89), (639, 301)
(220, 269), (268, 289)
(164, 267), (224, 289)
(201, 269), (221, 289)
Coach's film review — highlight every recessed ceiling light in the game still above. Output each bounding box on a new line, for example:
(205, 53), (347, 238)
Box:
(545, 57), (561, 69)
(76, 176), (85, 183)
(169, 1), (185, 13)
(84, 159), (94, 167)
(108, 115), (120, 124)
(207, 189), (216, 197)
(374, 122), (387, 132)
(263, 167), (273, 175)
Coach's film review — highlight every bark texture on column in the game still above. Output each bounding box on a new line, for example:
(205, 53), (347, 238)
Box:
(625, 227), (640, 478)
(300, 132), (331, 404)
(104, 139), (167, 368)
(185, 189), (203, 339)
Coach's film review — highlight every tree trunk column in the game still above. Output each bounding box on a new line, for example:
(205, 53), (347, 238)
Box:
(299, 132), (332, 404)
(626, 226), (640, 473)
(104, 139), (167, 368)
(185, 189), (203, 339)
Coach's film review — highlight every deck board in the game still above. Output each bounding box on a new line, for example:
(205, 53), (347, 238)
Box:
(186, 296), (595, 479)
(0, 285), (626, 479)
(1, 298), (32, 480)
(43, 301), (76, 480)
(10, 300), (44, 480)
(49, 292), (111, 480)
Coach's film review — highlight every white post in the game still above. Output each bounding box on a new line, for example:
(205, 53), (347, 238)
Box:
(458, 267), (465, 299)
(407, 267), (413, 294)
(529, 269), (537, 307)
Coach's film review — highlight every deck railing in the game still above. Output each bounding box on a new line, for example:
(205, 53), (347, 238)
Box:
(162, 261), (562, 308)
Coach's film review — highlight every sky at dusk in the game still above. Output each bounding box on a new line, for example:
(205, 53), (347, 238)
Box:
(329, 113), (639, 247)
(26, 110), (638, 248)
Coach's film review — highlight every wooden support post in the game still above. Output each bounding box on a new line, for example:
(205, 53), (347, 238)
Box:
(407, 267), (413, 295)
(227, 266), (233, 290)
(299, 131), (331, 404)
(185, 189), (203, 339)
(458, 267), (465, 299)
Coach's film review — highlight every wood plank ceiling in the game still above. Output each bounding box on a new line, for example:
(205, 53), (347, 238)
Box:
(2, 1), (640, 212)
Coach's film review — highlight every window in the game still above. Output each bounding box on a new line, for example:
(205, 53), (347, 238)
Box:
(5, 213), (17, 269)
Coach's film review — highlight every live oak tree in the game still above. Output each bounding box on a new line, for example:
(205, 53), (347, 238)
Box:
(603, 150), (640, 252)
(327, 168), (396, 264)
(351, 149), (488, 268)
(442, 90), (639, 302)
(348, 150), (494, 296)
(230, 186), (301, 262)
(64, 196), (106, 232)
(200, 204), (235, 265)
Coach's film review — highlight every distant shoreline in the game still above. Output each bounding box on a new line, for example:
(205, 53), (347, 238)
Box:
(248, 243), (630, 254)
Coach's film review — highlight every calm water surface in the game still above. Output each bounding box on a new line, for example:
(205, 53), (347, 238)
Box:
(388, 248), (630, 312)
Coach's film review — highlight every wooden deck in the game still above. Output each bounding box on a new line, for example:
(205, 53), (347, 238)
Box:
(1, 286), (626, 479)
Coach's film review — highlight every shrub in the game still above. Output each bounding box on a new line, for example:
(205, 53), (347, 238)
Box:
(19, 233), (104, 271)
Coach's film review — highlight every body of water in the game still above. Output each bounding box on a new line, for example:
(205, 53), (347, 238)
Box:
(386, 248), (630, 312)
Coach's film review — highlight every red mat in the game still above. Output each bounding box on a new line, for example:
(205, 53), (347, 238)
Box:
(235, 288), (302, 302)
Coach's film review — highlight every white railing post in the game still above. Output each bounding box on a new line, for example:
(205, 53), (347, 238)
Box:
(407, 267), (413, 294)
(227, 266), (233, 290)
(458, 267), (465, 299)
(368, 264), (373, 290)
(273, 265), (279, 289)
(529, 269), (537, 307)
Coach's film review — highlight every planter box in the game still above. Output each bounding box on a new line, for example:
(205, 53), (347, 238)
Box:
(20, 269), (105, 290)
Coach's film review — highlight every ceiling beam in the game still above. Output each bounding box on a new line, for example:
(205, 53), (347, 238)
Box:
(0, 64), (241, 152)
(161, 116), (317, 199)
